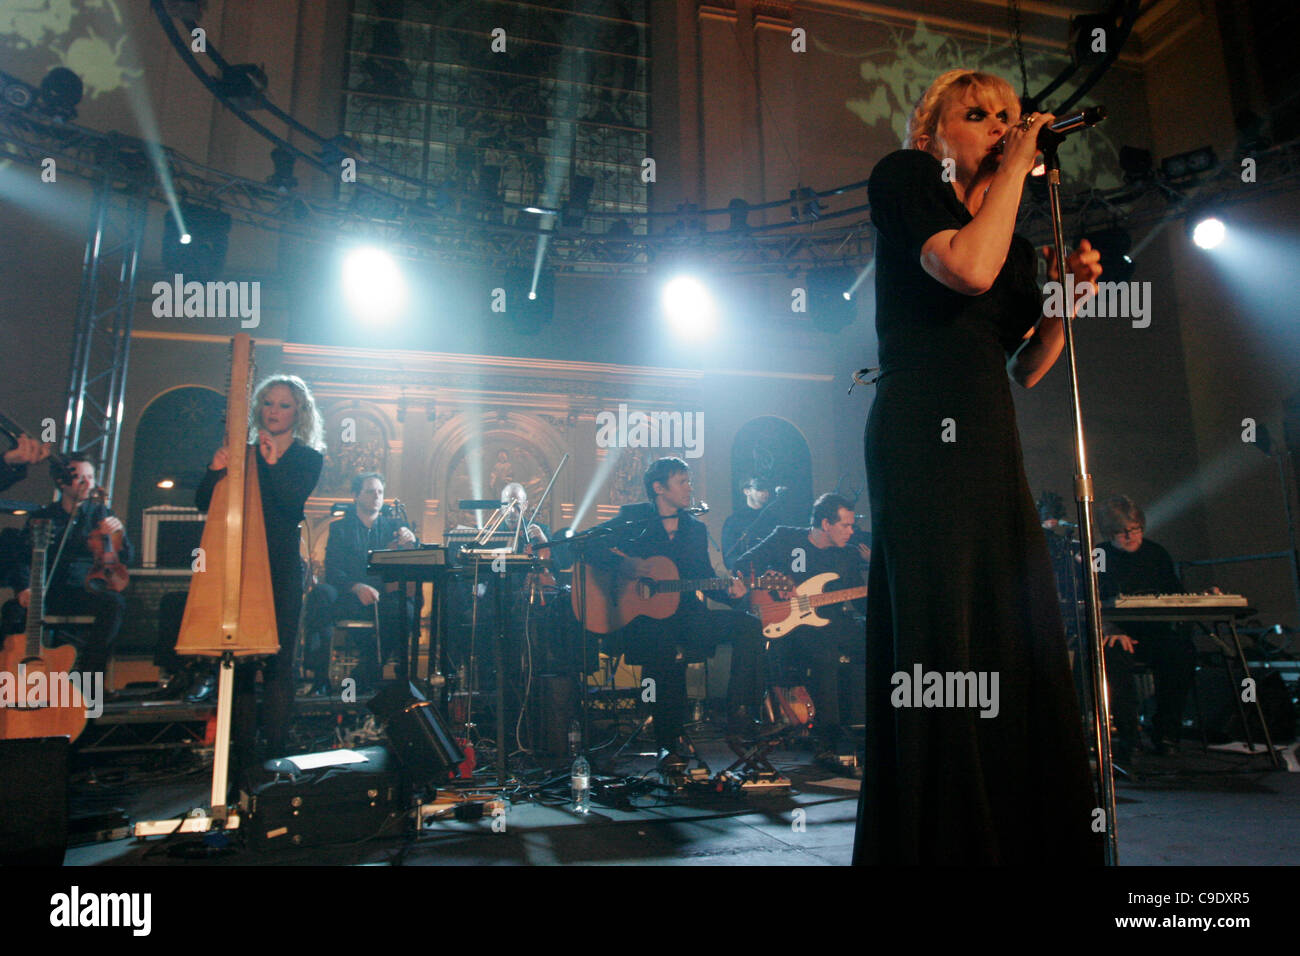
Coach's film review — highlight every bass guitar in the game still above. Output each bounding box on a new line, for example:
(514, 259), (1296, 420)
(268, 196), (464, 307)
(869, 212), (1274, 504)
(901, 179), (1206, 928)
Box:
(577, 554), (791, 634)
(0, 520), (88, 742)
(748, 572), (868, 639)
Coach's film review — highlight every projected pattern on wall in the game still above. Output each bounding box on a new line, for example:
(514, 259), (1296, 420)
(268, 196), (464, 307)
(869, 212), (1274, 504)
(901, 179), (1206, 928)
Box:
(0, 0), (141, 99)
(828, 19), (1123, 190)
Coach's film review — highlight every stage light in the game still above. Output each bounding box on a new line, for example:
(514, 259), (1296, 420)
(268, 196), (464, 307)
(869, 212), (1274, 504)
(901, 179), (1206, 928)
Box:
(1191, 216), (1226, 250)
(1161, 146), (1216, 182)
(342, 246), (408, 323)
(37, 67), (82, 121)
(163, 203), (230, 281)
(502, 267), (553, 333)
(1088, 226), (1135, 282)
(267, 146), (298, 193)
(662, 275), (717, 338)
(157, 479), (175, 489)
(789, 186), (824, 222)
(806, 265), (857, 332)
(0, 70), (36, 109)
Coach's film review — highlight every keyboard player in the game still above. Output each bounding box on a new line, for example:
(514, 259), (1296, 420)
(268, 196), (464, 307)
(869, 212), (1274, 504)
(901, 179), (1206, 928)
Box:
(1097, 495), (1201, 759)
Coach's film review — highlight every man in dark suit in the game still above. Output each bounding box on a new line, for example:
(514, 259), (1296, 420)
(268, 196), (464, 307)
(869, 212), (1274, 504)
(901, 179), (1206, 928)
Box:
(590, 457), (765, 771)
(303, 472), (418, 693)
(735, 493), (868, 775)
(6, 456), (132, 678)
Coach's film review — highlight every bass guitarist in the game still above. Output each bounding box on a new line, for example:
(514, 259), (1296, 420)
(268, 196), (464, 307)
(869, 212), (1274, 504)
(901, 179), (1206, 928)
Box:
(735, 493), (867, 774)
(589, 457), (765, 773)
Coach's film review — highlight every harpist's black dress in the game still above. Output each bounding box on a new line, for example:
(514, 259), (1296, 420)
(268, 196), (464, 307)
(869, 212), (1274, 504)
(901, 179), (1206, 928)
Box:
(854, 150), (1101, 864)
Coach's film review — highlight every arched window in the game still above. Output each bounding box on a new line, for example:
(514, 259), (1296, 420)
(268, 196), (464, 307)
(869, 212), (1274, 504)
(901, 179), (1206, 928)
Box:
(126, 387), (226, 560)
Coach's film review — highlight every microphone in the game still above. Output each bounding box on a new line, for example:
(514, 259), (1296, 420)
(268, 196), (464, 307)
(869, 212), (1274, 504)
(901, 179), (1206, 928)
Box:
(681, 503), (710, 516)
(1036, 106), (1106, 147)
(774, 486), (789, 496)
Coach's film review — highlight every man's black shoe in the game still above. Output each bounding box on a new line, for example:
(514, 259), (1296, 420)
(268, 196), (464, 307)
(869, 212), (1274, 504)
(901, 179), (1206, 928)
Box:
(147, 674), (191, 701)
(657, 748), (688, 774)
(185, 674), (216, 704)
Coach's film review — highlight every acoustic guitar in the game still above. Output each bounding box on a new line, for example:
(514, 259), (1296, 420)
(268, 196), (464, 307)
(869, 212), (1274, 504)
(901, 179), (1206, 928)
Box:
(577, 554), (792, 634)
(748, 572), (868, 639)
(0, 520), (88, 742)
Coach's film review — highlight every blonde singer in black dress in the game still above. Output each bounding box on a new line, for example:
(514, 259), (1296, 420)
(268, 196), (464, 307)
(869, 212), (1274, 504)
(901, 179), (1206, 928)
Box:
(856, 69), (1104, 864)
(198, 375), (324, 777)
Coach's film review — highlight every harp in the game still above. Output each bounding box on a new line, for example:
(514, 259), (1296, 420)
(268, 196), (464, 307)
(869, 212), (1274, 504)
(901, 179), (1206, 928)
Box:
(138, 333), (275, 828)
(176, 333), (278, 657)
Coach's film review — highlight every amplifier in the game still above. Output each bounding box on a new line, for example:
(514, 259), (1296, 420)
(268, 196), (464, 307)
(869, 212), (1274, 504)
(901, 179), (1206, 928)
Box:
(243, 746), (408, 850)
(141, 505), (205, 568)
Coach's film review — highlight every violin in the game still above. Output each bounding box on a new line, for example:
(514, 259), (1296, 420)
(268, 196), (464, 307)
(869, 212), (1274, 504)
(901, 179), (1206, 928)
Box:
(85, 487), (129, 594)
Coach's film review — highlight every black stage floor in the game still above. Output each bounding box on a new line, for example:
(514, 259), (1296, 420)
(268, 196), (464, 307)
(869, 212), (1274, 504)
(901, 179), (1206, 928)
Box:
(60, 719), (1299, 868)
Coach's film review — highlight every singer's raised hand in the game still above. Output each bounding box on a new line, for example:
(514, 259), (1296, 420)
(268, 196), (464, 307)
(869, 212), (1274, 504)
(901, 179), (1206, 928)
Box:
(1001, 110), (1055, 177)
(1043, 238), (1103, 292)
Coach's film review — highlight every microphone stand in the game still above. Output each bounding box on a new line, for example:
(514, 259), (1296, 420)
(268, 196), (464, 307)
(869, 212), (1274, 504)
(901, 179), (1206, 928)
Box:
(1043, 135), (1118, 865)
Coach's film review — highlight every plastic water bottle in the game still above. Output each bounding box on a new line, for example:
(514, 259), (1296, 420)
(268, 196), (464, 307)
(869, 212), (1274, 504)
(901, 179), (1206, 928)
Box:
(567, 719), (582, 757)
(570, 755), (590, 814)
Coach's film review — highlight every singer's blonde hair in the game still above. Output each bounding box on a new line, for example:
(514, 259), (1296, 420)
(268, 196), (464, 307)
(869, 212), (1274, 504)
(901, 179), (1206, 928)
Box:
(904, 69), (1021, 155)
(248, 374), (325, 451)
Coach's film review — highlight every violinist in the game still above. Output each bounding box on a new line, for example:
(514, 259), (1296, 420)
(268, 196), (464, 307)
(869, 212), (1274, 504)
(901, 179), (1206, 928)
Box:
(6, 456), (133, 678)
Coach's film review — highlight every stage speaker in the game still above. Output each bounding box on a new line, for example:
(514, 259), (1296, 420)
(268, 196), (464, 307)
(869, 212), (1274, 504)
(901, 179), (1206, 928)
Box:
(530, 675), (576, 755)
(1194, 665), (1296, 743)
(0, 736), (69, 865)
(368, 681), (464, 785)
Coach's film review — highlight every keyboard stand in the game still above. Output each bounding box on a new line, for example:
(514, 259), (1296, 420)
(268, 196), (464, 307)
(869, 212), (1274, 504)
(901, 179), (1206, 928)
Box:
(1104, 604), (1281, 769)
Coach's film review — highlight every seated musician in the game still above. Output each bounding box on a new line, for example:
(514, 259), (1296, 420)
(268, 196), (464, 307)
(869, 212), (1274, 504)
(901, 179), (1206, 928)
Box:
(1097, 495), (1196, 759)
(721, 475), (775, 571)
(1, 433), (52, 492)
(499, 481), (550, 546)
(303, 472), (418, 694)
(734, 493), (867, 774)
(591, 457), (765, 772)
(5, 456), (132, 679)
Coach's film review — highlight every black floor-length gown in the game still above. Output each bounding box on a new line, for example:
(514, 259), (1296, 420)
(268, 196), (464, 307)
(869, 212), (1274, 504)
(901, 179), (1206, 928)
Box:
(854, 149), (1102, 864)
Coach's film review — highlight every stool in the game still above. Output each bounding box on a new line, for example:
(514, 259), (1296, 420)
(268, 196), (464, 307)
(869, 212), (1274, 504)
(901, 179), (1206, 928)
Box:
(329, 617), (380, 688)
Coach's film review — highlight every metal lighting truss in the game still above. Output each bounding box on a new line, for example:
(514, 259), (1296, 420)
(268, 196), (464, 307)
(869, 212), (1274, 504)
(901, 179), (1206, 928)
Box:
(3, 99), (1300, 487)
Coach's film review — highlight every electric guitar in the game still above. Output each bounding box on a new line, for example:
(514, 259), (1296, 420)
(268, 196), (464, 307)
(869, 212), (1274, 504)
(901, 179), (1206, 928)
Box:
(748, 572), (868, 639)
(577, 554), (792, 634)
(0, 520), (89, 742)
